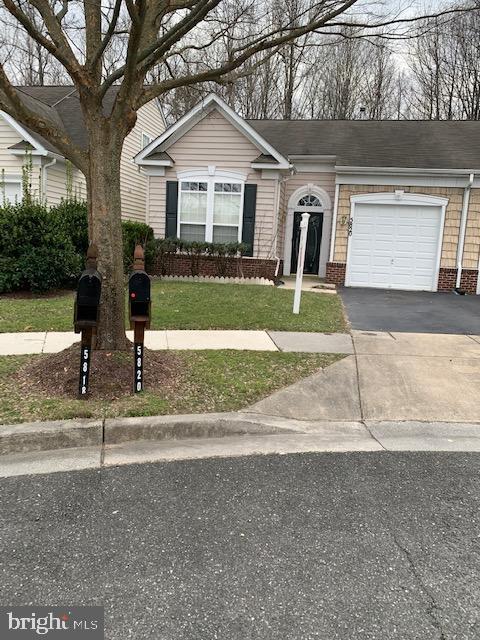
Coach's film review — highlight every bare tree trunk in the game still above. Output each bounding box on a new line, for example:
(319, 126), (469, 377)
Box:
(87, 128), (128, 351)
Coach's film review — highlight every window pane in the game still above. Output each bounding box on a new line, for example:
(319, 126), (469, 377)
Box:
(2, 182), (22, 204)
(180, 224), (206, 242)
(179, 192), (207, 223)
(181, 181), (207, 191)
(213, 225), (238, 243)
(215, 182), (241, 193)
(213, 193), (241, 225)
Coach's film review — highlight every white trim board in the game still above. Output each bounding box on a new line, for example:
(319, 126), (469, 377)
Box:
(336, 172), (476, 189)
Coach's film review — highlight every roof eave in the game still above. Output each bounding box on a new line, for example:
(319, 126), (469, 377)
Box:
(335, 165), (480, 176)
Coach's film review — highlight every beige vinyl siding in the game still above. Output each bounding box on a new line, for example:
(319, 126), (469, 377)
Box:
(0, 116), (25, 172)
(120, 99), (165, 221)
(148, 109), (278, 258)
(333, 184), (464, 268)
(43, 160), (86, 206)
(464, 189), (480, 269)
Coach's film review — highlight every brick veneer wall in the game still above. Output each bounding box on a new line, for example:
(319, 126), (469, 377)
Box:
(437, 268), (457, 291)
(326, 262), (346, 286)
(460, 269), (478, 294)
(153, 253), (280, 281)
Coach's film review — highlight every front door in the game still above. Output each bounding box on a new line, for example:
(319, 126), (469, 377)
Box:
(291, 212), (323, 274)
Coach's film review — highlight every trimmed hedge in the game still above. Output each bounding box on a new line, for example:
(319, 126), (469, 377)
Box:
(0, 200), (156, 294)
(0, 201), (81, 293)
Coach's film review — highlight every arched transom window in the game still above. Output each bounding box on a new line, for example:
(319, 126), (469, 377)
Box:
(297, 194), (322, 208)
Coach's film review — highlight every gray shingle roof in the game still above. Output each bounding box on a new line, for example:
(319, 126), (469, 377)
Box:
(247, 119), (480, 170)
(15, 86), (121, 152)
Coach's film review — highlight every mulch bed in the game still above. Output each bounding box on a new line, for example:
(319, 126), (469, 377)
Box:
(15, 344), (183, 400)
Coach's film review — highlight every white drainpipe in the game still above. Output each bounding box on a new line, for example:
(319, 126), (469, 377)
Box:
(456, 172), (474, 289)
(42, 157), (56, 204)
(329, 183), (340, 262)
(273, 171), (292, 278)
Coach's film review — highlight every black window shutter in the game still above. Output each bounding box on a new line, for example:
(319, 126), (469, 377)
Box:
(242, 184), (257, 257)
(166, 181), (178, 238)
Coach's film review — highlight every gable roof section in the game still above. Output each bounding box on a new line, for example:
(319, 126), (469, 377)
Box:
(135, 93), (290, 169)
(248, 119), (480, 171)
(2, 86), (165, 158)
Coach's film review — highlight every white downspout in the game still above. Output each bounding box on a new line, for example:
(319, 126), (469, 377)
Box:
(42, 157), (56, 204)
(456, 172), (474, 290)
(329, 183), (340, 262)
(274, 172), (291, 278)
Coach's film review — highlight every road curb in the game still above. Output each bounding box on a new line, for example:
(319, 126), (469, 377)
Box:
(0, 413), (298, 456)
(0, 419), (103, 455)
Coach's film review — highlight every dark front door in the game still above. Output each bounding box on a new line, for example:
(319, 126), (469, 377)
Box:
(291, 212), (323, 274)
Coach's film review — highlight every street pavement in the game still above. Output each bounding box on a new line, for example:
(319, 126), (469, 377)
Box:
(1, 452), (480, 639)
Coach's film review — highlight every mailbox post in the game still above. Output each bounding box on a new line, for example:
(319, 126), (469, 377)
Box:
(129, 245), (151, 393)
(74, 244), (102, 396)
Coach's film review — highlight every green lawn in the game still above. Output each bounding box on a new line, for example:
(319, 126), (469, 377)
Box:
(0, 280), (346, 333)
(0, 351), (341, 424)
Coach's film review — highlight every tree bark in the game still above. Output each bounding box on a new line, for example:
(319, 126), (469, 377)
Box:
(87, 127), (129, 351)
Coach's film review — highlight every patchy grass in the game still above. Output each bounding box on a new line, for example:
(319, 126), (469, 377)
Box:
(0, 351), (342, 424)
(0, 281), (346, 333)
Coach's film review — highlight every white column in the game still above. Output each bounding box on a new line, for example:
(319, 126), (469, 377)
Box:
(293, 212), (310, 314)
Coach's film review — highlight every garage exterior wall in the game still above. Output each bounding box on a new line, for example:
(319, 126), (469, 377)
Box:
(332, 184), (464, 266)
(147, 110), (279, 259)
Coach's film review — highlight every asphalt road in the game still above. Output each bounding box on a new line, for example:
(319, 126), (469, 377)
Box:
(339, 288), (480, 334)
(1, 452), (480, 640)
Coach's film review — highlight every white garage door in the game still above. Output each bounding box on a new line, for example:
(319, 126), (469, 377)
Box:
(346, 203), (443, 291)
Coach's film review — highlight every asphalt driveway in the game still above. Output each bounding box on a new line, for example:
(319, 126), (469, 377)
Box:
(339, 288), (480, 334)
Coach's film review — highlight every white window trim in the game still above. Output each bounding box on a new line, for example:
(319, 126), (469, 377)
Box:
(345, 191), (448, 292)
(177, 172), (245, 243)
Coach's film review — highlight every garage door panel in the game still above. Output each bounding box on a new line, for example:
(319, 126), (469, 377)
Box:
(347, 202), (442, 292)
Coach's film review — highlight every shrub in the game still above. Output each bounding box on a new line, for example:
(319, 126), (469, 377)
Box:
(52, 203), (156, 274)
(0, 201), (81, 293)
(122, 220), (155, 273)
(153, 238), (248, 278)
(51, 199), (89, 256)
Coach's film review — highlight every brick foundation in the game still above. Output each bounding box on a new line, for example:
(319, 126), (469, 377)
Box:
(437, 268), (457, 292)
(153, 253), (280, 281)
(326, 262), (346, 286)
(460, 269), (479, 294)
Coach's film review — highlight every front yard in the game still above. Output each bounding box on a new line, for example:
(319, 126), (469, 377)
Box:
(0, 350), (341, 424)
(0, 280), (347, 333)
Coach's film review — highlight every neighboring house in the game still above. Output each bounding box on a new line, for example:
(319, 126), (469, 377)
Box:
(0, 86), (165, 220)
(135, 93), (480, 294)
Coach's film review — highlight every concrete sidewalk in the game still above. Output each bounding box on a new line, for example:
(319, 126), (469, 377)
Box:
(249, 330), (480, 423)
(0, 330), (354, 355)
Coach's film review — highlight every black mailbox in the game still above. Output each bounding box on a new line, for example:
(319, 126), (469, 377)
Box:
(74, 268), (102, 333)
(129, 270), (151, 328)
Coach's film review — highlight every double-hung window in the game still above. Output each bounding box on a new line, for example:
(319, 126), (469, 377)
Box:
(178, 178), (243, 243)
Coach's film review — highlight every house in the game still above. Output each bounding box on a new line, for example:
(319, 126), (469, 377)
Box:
(0, 86), (165, 220)
(135, 93), (480, 294)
